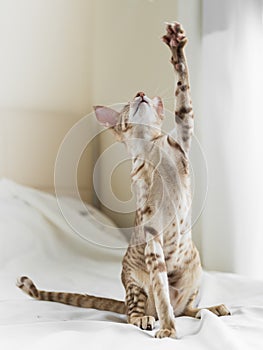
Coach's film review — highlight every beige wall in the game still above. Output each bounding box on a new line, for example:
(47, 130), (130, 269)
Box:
(0, 0), (94, 201)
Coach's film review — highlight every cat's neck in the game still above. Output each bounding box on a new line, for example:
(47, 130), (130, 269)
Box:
(124, 125), (161, 158)
(125, 139), (153, 159)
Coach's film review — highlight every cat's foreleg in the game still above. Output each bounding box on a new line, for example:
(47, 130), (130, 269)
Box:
(163, 22), (194, 154)
(144, 228), (176, 338)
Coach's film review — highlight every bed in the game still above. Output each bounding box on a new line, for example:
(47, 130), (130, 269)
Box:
(0, 179), (263, 350)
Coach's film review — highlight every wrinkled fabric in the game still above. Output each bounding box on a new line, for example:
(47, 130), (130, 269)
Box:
(0, 180), (263, 349)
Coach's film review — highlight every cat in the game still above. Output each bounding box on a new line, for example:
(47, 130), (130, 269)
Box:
(17, 22), (230, 339)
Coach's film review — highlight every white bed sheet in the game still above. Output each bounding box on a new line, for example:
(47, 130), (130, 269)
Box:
(0, 179), (263, 350)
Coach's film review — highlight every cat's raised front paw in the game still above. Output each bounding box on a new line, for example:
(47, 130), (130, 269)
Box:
(162, 22), (187, 49)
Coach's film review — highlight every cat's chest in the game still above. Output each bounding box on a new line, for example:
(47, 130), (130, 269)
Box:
(131, 144), (191, 209)
(163, 229), (194, 271)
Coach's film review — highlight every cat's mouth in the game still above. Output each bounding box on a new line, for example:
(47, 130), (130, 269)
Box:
(140, 99), (149, 105)
(133, 99), (149, 115)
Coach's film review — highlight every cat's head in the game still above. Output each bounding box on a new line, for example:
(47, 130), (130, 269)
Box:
(94, 92), (164, 142)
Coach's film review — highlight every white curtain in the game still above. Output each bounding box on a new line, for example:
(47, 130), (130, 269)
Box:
(201, 0), (263, 278)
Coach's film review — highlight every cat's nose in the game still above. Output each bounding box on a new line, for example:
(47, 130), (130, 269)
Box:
(135, 92), (145, 98)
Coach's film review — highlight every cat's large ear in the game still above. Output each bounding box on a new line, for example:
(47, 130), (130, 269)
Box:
(153, 97), (164, 118)
(94, 106), (119, 127)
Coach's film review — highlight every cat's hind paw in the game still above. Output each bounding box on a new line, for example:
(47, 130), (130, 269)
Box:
(206, 304), (231, 317)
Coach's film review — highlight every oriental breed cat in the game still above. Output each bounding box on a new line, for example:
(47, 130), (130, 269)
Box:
(17, 22), (230, 339)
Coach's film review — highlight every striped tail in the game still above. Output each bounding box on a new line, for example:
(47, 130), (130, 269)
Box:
(16, 276), (126, 314)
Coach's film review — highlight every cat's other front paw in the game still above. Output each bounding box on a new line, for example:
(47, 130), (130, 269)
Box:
(162, 22), (187, 49)
(155, 328), (176, 339)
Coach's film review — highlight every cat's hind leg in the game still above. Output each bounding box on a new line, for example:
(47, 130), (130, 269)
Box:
(126, 284), (155, 330)
(183, 291), (231, 318)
